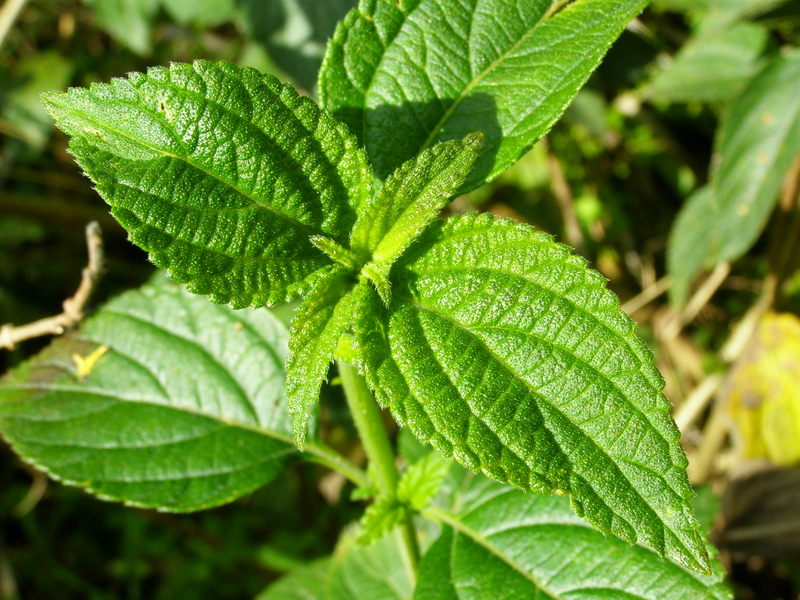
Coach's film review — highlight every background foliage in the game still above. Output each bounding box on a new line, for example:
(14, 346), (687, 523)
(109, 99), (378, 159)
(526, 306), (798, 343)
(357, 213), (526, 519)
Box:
(2, 0), (800, 598)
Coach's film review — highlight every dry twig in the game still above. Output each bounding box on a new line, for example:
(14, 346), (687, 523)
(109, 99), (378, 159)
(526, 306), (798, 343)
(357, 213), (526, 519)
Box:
(0, 222), (104, 350)
(0, 0), (28, 49)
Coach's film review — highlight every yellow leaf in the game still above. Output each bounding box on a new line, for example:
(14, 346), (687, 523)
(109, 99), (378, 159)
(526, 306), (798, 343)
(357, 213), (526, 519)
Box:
(726, 313), (800, 465)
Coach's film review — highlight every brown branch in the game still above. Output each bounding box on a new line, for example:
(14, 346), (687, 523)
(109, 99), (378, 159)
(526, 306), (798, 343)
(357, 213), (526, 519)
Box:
(661, 261), (731, 342)
(621, 275), (671, 315)
(0, 222), (104, 350)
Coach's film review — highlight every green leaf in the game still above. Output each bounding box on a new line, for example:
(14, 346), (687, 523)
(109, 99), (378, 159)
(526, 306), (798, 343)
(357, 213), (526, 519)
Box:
(350, 134), (483, 269)
(667, 186), (715, 306)
(329, 529), (415, 600)
(319, 0), (648, 191)
(287, 268), (366, 448)
(667, 49), (800, 300)
(161, 0), (237, 26)
(42, 60), (372, 308)
(646, 22), (768, 103)
(0, 275), (296, 512)
(355, 213), (711, 573)
(415, 474), (731, 600)
(359, 495), (406, 543)
(359, 451), (450, 543)
(83, 0), (159, 55)
(396, 451), (450, 510)
(710, 49), (800, 261)
(257, 558), (330, 600)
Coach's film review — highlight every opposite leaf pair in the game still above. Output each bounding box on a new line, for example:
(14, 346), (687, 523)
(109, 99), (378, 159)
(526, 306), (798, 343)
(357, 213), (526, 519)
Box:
(42, 60), (710, 573)
(287, 132), (484, 449)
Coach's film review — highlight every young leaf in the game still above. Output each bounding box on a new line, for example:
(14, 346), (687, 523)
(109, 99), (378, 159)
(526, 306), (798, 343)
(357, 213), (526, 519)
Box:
(329, 529), (415, 600)
(319, 0), (648, 191)
(287, 268), (367, 448)
(359, 452), (450, 543)
(415, 474), (731, 600)
(355, 213), (711, 573)
(396, 451), (450, 510)
(350, 133), (483, 269)
(667, 50), (800, 303)
(42, 60), (372, 308)
(0, 275), (296, 512)
(645, 22), (768, 103)
(359, 495), (406, 543)
(256, 558), (331, 600)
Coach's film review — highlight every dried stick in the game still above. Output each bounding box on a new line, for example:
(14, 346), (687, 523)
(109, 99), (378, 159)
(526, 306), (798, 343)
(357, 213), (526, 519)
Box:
(662, 261), (731, 342)
(0, 222), (104, 350)
(0, 0), (28, 49)
(621, 275), (671, 315)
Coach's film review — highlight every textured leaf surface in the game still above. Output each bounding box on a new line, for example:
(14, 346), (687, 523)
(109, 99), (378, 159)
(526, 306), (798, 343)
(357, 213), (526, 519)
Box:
(397, 451), (450, 510)
(287, 268), (366, 448)
(42, 60), (372, 308)
(667, 50), (800, 298)
(360, 451), (450, 543)
(646, 22), (768, 103)
(359, 495), (407, 543)
(319, 0), (648, 191)
(415, 473), (731, 600)
(355, 213), (710, 572)
(0, 275), (296, 511)
(351, 134), (482, 268)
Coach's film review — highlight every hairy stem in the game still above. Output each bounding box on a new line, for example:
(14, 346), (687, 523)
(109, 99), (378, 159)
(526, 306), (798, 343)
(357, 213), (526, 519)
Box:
(338, 360), (421, 572)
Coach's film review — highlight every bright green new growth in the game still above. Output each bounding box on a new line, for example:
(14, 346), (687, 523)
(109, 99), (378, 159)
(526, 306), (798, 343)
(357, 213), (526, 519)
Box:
(42, 60), (372, 308)
(359, 451), (450, 543)
(287, 133), (483, 446)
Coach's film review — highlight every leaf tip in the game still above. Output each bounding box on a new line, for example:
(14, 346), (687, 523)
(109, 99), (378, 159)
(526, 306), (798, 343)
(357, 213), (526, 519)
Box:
(464, 131), (484, 149)
(40, 90), (66, 118)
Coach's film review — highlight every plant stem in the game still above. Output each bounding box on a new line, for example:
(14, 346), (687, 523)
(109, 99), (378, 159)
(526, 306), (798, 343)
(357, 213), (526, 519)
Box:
(337, 360), (420, 572)
(303, 440), (369, 489)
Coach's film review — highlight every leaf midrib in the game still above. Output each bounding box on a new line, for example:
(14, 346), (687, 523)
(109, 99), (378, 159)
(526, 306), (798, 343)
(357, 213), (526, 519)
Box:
(63, 99), (324, 238)
(424, 505), (566, 600)
(412, 3), (552, 154)
(397, 296), (701, 567)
